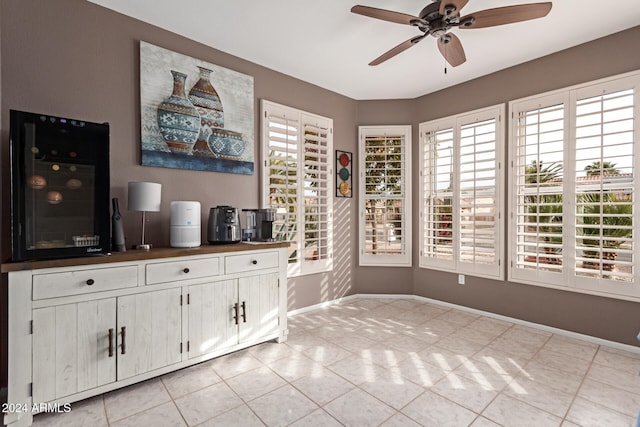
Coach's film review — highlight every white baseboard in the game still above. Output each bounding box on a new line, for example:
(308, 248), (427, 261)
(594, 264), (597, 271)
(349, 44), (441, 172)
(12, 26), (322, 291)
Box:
(288, 293), (640, 354)
(287, 294), (359, 316)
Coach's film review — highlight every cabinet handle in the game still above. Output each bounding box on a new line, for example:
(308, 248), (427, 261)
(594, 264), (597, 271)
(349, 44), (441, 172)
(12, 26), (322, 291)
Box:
(86, 279), (95, 286)
(108, 328), (114, 357)
(241, 301), (247, 323)
(233, 303), (239, 325)
(183, 268), (190, 274)
(251, 260), (258, 265)
(121, 326), (126, 355)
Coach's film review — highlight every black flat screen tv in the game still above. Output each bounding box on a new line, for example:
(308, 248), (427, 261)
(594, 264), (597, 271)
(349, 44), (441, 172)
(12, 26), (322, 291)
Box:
(10, 110), (110, 261)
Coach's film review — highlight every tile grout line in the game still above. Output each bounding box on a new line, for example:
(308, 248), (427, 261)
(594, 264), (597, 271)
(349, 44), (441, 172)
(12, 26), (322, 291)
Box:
(559, 342), (601, 426)
(31, 296), (640, 426)
(160, 378), (190, 427)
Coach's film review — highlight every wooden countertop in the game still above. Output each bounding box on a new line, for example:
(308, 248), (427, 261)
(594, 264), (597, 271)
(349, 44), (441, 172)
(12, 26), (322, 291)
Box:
(1, 242), (289, 273)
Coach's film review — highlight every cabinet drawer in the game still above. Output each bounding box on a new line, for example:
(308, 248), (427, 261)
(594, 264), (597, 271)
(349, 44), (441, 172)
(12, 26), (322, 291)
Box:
(33, 265), (138, 300)
(225, 251), (279, 274)
(146, 256), (220, 285)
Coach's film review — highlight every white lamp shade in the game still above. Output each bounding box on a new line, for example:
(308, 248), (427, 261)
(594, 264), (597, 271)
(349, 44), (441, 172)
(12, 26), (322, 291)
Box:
(128, 182), (162, 212)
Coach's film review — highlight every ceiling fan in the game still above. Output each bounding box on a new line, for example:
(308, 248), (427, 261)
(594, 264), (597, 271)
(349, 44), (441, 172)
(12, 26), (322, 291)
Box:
(351, 1), (552, 67)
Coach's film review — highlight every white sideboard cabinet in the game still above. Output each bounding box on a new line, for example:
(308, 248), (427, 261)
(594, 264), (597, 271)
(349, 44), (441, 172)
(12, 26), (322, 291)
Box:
(1, 243), (289, 427)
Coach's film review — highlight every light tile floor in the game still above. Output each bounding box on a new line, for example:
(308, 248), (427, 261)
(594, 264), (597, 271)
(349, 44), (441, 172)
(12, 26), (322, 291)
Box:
(33, 297), (640, 426)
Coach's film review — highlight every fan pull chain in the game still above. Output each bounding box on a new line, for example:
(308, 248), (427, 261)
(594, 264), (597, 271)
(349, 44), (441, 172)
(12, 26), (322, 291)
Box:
(444, 42), (448, 74)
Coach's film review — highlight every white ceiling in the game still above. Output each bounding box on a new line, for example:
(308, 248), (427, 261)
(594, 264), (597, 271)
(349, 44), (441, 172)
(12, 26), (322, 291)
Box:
(88, 0), (640, 100)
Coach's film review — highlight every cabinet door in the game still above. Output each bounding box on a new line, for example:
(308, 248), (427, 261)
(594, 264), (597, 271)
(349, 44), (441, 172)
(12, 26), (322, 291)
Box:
(33, 298), (116, 403)
(117, 288), (182, 380)
(238, 273), (279, 344)
(188, 280), (237, 358)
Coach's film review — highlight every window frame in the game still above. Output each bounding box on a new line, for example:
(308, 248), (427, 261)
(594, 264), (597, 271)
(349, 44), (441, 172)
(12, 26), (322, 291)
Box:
(358, 125), (412, 267)
(508, 71), (640, 300)
(261, 99), (334, 277)
(419, 104), (505, 280)
(509, 91), (570, 287)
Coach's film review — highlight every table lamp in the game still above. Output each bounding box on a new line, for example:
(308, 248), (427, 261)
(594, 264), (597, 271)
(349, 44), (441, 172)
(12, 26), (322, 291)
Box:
(128, 181), (162, 250)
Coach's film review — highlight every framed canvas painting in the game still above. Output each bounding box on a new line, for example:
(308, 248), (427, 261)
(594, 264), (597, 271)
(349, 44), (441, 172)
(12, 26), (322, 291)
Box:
(140, 41), (254, 174)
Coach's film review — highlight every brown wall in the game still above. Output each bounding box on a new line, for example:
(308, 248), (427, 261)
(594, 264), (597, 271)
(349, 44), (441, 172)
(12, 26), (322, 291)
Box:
(354, 99), (416, 295)
(352, 27), (640, 345)
(410, 26), (640, 345)
(1, 3), (640, 395)
(0, 0), (359, 317)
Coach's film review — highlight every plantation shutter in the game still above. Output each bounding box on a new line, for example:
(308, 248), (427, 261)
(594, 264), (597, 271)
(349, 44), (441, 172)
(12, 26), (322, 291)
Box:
(421, 124), (455, 269)
(302, 116), (332, 270)
(509, 72), (640, 298)
(512, 99), (566, 283)
(574, 86), (634, 283)
(261, 100), (333, 276)
(458, 116), (500, 270)
(359, 126), (412, 267)
(419, 105), (504, 279)
(264, 106), (300, 265)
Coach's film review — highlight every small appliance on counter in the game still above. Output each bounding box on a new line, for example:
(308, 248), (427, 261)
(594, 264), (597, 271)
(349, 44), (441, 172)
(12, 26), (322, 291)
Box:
(207, 205), (241, 244)
(256, 208), (277, 242)
(170, 201), (201, 248)
(241, 209), (257, 241)
(240, 208), (277, 242)
(9, 109), (111, 261)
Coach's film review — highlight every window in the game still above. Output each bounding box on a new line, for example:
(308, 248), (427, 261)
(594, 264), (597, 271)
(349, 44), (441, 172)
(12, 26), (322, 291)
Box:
(261, 100), (333, 277)
(510, 95), (567, 285)
(419, 105), (505, 280)
(358, 126), (411, 267)
(509, 71), (640, 299)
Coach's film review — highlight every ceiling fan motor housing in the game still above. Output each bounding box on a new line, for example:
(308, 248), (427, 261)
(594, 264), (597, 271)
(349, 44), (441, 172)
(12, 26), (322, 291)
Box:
(419, 2), (461, 37)
(419, 2), (442, 21)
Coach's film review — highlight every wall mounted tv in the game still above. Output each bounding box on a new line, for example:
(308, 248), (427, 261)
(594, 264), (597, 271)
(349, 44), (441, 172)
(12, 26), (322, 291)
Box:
(10, 110), (110, 261)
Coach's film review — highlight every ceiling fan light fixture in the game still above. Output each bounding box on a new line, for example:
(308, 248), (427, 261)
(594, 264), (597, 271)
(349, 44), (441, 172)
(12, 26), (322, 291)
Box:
(428, 17), (450, 38)
(431, 28), (448, 38)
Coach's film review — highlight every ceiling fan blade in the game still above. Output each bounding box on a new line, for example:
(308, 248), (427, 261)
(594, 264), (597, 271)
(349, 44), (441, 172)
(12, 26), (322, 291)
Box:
(459, 2), (552, 29)
(369, 35), (426, 66)
(438, 33), (466, 67)
(439, 0), (469, 17)
(351, 5), (425, 26)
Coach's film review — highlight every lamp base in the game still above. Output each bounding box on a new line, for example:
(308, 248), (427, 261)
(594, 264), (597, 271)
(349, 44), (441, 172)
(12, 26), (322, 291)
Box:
(133, 244), (153, 250)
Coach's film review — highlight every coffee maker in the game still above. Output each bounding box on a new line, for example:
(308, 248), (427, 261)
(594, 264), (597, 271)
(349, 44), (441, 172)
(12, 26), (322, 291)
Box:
(255, 208), (277, 242)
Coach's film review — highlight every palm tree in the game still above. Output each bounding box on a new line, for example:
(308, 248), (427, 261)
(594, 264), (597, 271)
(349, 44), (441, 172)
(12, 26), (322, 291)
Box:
(524, 161), (563, 262)
(578, 161), (632, 272)
(525, 160), (562, 184)
(584, 161), (620, 176)
(579, 192), (632, 271)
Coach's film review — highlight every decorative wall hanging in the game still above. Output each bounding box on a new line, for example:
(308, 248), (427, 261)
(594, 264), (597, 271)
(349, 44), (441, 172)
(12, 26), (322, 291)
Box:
(140, 41), (254, 175)
(336, 150), (353, 198)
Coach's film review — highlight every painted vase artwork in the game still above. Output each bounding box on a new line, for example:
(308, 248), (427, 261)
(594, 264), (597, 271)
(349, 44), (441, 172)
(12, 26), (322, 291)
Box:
(188, 66), (224, 157)
(157, 70), (200, 155)
(140, 41), (254, 174)
(186, 66), (245, 159)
